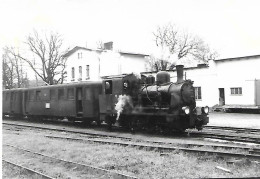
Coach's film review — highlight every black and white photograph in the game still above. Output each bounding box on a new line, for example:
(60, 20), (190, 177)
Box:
(1, 0), (260, 178)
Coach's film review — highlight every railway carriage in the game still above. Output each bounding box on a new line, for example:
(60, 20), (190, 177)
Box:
(3, 82), (102, 124)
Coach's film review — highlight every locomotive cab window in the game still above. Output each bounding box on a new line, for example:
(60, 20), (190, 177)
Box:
(105, 80), (112, 94)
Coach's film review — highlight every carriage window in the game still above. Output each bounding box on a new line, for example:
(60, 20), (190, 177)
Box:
(85, 88), (93, 100)
(194, 87), (202, 100)
(58, 89), (65, 100)
(36, 91), (41, 101)
(5, 93), (9, 100)
(67, 88), (74, 100)
(13, 93), (17, 101)
(29, 91), (34, 101)
(50, 89), (56, 100)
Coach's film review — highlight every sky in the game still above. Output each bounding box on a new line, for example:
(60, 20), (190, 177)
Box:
(1, 0), (260, 59)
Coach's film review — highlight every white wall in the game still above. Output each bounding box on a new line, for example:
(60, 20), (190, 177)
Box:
(185, 68), (218, 107)
(214, 57), (260, 106)
(65, 49), (100, 83)
(120, 54), (148, 75)
(99, 51), (121, 77)
(65, 48), (148, 82)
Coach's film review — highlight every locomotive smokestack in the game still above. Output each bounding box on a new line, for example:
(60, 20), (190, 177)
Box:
(176, 65), (184, 83)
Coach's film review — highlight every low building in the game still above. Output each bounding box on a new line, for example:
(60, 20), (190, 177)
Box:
(142, 55), (260, 110)
(63, 44), (149, 82)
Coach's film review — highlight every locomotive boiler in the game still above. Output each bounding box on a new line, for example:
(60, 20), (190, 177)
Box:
(99, 65), (209, 132)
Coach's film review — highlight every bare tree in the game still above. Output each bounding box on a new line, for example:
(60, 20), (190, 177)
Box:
(149, 23), (217, 71)
(2, 48), (28, 89)
(146, 55), (175, 71)
(96, 40), (105, 50)
(7, 30), (69, 85)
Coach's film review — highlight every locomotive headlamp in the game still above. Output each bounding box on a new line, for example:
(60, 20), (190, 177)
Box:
(182, 106), (190, 115)
(201, 106), (209, 114)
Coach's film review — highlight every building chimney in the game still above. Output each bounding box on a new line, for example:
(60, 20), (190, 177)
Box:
(104, 41), (113, 50)
(176, 65), (184, 83)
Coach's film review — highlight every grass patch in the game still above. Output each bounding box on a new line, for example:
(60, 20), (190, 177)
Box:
(3, 127), (260, 178)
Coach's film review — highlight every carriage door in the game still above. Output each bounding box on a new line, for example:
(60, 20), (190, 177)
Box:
(24, 91), (29, 114)
(76, 87), (83, 117)
(10, 92), (14, 113)
(219, 88), (225, 106)
(256, 80), (260, 106)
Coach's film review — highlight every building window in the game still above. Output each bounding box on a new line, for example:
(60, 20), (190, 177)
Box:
(194, 87), (202, 100)
(231, 87), (242, 95)
(78, 52), (82, 59)
(79, 66), (82, 81)
(86, 65), (90, 79)
(71, 67), (75, 81)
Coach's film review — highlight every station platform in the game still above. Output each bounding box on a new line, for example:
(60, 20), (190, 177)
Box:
(208, 112), (260, 129)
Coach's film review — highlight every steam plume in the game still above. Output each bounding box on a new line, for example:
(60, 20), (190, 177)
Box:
(115, 95), (133, 121)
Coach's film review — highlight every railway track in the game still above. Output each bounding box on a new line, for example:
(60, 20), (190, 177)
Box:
(2, 159), (55, 179)
(4, 120), (260, 145)
(3, 121), (260, 160)
(189, 131), (260, 144)
(205, 125), (260, 134)
(5, 121), (260, 160)
(43, 134), (260, 161)
(3, 144), (137, 179)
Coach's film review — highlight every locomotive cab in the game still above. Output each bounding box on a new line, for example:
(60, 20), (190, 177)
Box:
(99, 74), (140, 126)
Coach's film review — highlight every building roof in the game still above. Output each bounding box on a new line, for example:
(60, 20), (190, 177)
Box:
(118, 50), (149, 57)
(214, 54), (260, 62)
(63, 46), (98, 58)
(141, 64), (209, 75)
(63, 46), (150, 58)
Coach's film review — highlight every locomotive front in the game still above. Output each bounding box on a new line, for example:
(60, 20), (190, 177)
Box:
(139, 65), (209, 130)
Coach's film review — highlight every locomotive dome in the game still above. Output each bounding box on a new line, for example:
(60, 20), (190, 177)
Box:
(156, 71), (170, 85)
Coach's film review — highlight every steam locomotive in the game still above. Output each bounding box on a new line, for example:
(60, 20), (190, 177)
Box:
(2, 65), (209, 132)
(99, 65), (209, 131)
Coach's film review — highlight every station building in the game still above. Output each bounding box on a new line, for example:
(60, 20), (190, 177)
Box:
(64, 43), (260, 110)
(63, 43), (149, 83)
(142, 55), (260, 110)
